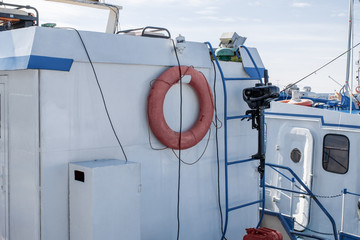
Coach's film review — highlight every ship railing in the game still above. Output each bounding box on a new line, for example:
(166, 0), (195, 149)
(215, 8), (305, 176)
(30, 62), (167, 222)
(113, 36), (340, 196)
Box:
(0, 2), (39, 26)
(265, 164), (296, 218)
(340, 189), (360, 237)
(265, 163), (339, 240)
(116, 26), (171, 39)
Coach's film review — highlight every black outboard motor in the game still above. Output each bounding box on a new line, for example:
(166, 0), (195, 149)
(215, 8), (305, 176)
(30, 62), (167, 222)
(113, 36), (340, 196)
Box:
(243, 84), (280, 110)
(243, 70), (280, 179)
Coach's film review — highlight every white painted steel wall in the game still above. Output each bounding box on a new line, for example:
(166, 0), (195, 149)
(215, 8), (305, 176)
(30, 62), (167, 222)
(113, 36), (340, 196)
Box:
(0, 28), (262, 240)
(0, 70), (40, 240)
(39, 61), (260, 240)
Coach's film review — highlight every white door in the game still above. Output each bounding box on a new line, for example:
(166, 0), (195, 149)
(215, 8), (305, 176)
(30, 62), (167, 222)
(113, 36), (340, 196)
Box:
(0, 80), (8, 240)
(267, 126), (314, 231)
(283, 127), (313, 231)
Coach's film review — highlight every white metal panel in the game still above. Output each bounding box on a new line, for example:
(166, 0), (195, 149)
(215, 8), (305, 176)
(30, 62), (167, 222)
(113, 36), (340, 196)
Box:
(239, 47), (264, 69)
(69, 160), (140, 240)
(0, 28), (35, 58)
(6, 70), (40, 240)
(0, 79), (8, 240)
(30, 27), (213, 68)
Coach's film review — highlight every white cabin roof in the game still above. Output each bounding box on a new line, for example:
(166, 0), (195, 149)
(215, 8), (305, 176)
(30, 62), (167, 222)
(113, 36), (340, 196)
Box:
(0, 26), (212, 71)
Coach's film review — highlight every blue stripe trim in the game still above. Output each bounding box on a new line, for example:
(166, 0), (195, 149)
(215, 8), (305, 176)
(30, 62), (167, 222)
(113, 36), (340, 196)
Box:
(266, 112), (360, 130)
(244, 67), (265, 78)
(28, 55), (73, 71)
(0, 55), (73, 71)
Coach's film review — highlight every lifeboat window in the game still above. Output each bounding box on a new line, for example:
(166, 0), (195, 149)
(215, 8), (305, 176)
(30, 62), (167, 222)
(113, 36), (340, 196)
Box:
(322, 134), (349, 174)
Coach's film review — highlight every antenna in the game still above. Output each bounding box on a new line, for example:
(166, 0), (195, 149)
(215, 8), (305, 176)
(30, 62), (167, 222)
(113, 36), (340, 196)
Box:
(344, 0), (354, 96)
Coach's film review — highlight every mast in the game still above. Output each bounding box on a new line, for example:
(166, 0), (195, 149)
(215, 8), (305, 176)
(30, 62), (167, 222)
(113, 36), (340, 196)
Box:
(357, 51), (360, 86)
(345, 0), (354, 96)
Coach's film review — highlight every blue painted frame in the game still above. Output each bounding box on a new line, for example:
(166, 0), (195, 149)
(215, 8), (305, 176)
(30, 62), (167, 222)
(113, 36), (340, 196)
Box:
(0, 55), (73, 71)
(205, 42), (263, 240)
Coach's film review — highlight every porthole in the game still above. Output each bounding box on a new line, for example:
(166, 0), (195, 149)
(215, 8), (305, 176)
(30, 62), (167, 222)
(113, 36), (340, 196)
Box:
(290, 148), (301, 163)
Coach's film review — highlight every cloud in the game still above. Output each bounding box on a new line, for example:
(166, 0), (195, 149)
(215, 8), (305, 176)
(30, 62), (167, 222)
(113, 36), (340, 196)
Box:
(111, 0), (177, 6)
(178, 17), (193, 22)
(186, 0), (205, 6)
(195, 6), (218, 16)
(292, 2), (311, 8)
(198, 16), (236, 22)
(331, 12), (346, 17)
(248, 1), (262, 7)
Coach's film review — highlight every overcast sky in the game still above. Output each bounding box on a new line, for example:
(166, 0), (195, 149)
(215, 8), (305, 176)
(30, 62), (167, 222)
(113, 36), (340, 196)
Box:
(6, 0), (360, 93)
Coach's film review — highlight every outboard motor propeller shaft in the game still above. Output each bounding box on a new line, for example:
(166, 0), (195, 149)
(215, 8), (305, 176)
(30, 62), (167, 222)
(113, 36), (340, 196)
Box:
(243, 78), (280, 179)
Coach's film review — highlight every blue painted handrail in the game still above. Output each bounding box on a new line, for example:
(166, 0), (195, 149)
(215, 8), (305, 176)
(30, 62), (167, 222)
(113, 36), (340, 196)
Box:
(268, 165), (295, 183)
(204, 42), (264, 240)
(227, 158), (258, 166)
(205, 41), (231, 240)
(266, 163), (339, 240)
(264, 184), (307, 196)
(240, 45), (263, 83)
(343, 189), (360, 197)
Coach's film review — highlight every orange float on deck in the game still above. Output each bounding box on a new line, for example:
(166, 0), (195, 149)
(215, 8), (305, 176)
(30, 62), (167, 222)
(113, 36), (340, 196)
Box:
(147, 66), (214, 150)
(355, 86), (360, 94)
(243, 228), (283, 240)
(279, 99), (313, 107)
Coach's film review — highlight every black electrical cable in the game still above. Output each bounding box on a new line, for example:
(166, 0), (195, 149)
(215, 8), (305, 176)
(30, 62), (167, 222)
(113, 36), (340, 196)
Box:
(147, 124), (168, 150)
(171, 39), (182, 240)
(211, 60), (227, 240)
(70, 28), (128, 162)
(282, 42), (360, 93)
(171, 128), (211, 165)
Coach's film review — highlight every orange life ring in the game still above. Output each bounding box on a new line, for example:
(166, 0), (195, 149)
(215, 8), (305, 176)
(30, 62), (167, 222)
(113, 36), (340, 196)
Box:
(356, 86), (360, 94)
(147, 66), (214, 150)
(279, 99), (313, 107)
